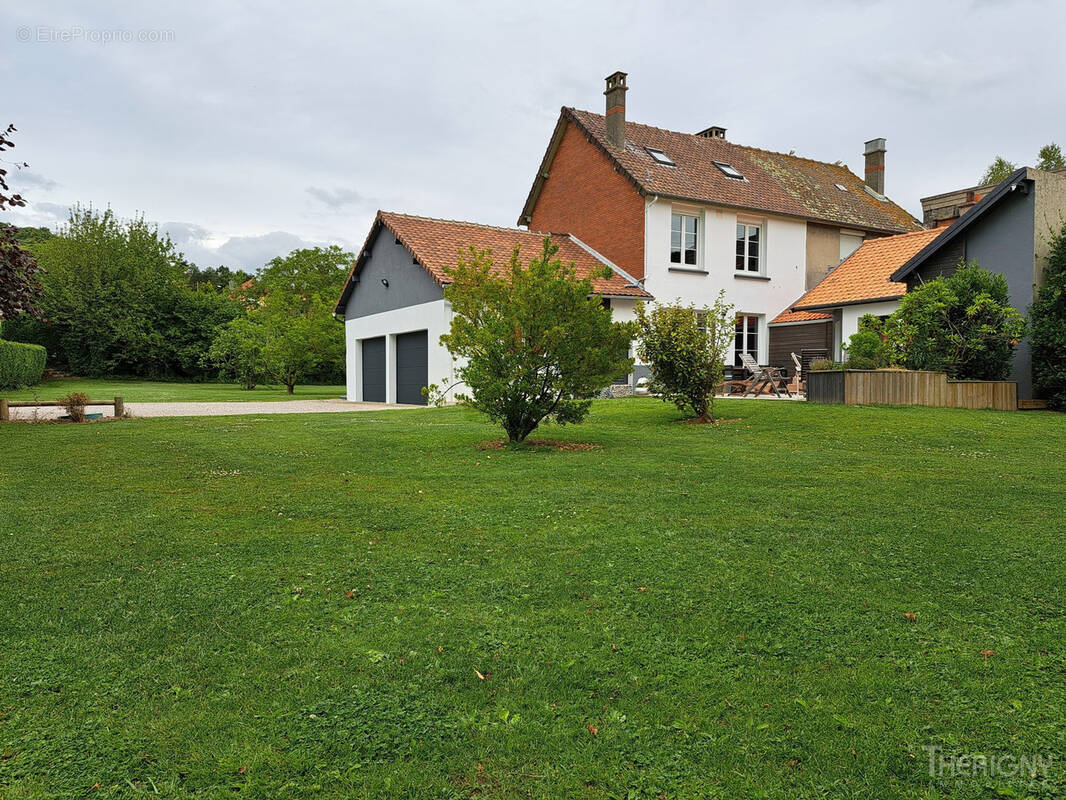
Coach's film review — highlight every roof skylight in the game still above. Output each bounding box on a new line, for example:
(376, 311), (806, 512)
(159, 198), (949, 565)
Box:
(713, 161), (744, 180)
(645, 147), (675, 166)
(835, 183), (848, 191)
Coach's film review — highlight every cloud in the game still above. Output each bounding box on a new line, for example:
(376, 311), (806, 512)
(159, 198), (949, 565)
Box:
(158, 223), (324, 270)
(215, 231), (323, 270)
(12, 171), (59, 192)
(306, 186), (367, 209)
(161, 220), (211, 245)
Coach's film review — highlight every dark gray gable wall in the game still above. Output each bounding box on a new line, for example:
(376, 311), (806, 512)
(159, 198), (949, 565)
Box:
(344, 227), (443, 320)
(908, 186), (1036, 398)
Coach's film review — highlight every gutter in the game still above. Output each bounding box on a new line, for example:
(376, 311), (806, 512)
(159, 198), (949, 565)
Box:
(793, 294), (905, 312)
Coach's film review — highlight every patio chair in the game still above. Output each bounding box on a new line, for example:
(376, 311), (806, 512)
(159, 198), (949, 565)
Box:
(739, 352), (792, 398)
(716, 364), (752, 396)
(791, 352), (805, 394)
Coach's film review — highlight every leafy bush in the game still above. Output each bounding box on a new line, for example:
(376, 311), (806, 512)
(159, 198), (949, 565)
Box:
(884, 261), (1024, 380)
(204, 316), (267, 389)
(809, 358), (845, 371)
(842, 329), (891, 369)
(59, 391), (89, 423)
(440, 237), (634, 443)
(0, 338), (46, 388)
(635, 292), (735, 423)
(1030, 222), (1066, 409)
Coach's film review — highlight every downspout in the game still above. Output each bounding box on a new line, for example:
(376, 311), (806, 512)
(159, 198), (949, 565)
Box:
(643, 194), (659, 293)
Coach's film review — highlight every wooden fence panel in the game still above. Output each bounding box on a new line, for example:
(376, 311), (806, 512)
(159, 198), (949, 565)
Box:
(829, 370), (1016, 411)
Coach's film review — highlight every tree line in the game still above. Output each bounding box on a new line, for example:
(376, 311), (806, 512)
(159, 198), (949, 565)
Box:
(2, 206), (351, 391)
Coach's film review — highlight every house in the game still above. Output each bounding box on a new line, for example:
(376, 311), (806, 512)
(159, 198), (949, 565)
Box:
(890, 167), (1066, 399)
(518, 71), (921, 373)
(333, 211), (651, 404)
(770, 227), (945, 362)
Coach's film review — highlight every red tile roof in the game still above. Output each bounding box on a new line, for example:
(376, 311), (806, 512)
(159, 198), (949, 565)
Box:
(336, 212), (651, 313)
(791, 227), (945, 311)
(771, 307), (833, 324)
(521, 108), (922, 235)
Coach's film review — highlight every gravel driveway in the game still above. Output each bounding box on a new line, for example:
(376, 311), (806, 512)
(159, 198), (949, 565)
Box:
(8, 398), (421, 421)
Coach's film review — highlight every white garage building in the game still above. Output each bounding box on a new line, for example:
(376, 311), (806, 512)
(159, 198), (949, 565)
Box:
(334, 212), (651, 404)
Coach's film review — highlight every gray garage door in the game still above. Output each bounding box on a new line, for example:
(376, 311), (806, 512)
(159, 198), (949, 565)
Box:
(361, 337), (386, 402)
(395, 330), (428, 405)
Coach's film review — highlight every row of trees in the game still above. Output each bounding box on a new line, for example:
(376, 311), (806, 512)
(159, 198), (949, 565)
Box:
(2, 206), (351, 391)
(981, 142), (1064, 184)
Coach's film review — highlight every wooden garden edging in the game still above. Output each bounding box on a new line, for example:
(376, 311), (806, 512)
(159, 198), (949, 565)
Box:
(807, 370), (1017, 411)
(0, 396), (125, 422)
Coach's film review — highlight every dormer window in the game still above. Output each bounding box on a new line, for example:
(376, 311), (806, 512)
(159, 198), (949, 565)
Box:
(714, 161), (744, 180)
(646, 147), (675, 166)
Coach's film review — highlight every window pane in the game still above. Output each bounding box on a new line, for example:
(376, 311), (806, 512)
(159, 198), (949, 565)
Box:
(686, 217), (698, 236)
(671, 214), (682, 234)
(684, 247), (697, 265)
(670, 227), (681, 262)
(748, 227), (760, 271)
(747, 317), (758, 354)
(736, 223), (745, 240)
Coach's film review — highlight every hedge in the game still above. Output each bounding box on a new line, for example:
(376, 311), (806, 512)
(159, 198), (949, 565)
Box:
(0, 338), (47, 389)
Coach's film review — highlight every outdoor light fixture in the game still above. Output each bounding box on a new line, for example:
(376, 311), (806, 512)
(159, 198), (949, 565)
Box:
(381, 278), (389, 287)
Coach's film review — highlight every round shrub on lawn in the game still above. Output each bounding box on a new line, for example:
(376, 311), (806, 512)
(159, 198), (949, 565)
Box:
(0, 338), (47, 389)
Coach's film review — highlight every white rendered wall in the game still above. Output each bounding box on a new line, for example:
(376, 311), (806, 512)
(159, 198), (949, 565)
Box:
(344, 299), (459, 403)
(643, 199), (808, 364)
(839, 300), (900, 360)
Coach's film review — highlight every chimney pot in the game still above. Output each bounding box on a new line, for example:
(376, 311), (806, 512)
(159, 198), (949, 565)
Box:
(864, 137), (886, 195)
(697, 126), (727, 140)
(604, 71), (628, 149)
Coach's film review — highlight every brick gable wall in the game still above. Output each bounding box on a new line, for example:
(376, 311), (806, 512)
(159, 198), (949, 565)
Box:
(528, 122), (646, 279)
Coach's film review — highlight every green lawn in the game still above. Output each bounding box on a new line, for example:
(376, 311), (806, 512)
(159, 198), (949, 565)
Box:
(2, 378), (345, 403)
(1, 399), (1064, 798)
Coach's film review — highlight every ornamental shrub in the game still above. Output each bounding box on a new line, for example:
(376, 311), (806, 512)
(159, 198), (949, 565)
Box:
(440, 237), (634, 443)
(0, 338), (46, 388)
(884, 261), (1024, 380)
(635, 292), (736, 423)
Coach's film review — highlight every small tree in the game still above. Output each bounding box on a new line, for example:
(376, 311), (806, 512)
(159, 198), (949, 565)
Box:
(635, 292), (735, 423)
(980, 156), (1018, 186)
(257, 294), (340, 394)
(1036, 143), (1065, 172)
(884, 261), (1024, 380)
(205, 316), (267, 389)
(1030, 222), (1066, 409)
(440, 238), (634, 444)
(0, 124), (43, 321)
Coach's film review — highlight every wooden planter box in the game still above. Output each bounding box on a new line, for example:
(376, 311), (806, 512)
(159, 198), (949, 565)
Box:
(807, 370), (1017, 411)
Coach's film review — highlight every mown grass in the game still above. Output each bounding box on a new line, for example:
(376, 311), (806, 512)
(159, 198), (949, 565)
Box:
(2, 379), (345, 403)
(1, 399), (1064, 798)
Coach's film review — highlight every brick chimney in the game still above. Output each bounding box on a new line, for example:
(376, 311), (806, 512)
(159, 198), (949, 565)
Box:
(604, 71), (628, 149)
(696, 126), (727, 140)
(864, 138), (886, 194)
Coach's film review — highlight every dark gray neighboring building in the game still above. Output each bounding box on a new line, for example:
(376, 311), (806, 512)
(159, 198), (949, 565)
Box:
(893, 167), (1066, 399)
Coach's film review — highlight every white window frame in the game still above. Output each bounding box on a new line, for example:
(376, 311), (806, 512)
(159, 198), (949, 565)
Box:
(734, 314), (761, 367)
(646, 146), (675, 166)
(735, 219), (765, 274)
(670, 211), (701, 268)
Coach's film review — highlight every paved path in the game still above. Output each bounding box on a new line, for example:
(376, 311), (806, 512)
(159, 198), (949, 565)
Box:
(9, 398), (421, 421)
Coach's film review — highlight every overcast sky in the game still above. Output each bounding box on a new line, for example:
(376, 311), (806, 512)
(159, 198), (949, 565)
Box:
(2, 0), (1063, 271)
